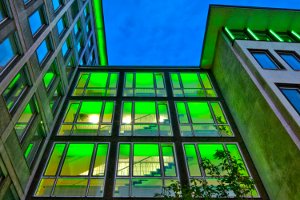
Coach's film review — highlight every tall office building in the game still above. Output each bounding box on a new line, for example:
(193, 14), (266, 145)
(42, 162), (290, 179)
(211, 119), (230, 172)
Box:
(0, 2), (299, 200)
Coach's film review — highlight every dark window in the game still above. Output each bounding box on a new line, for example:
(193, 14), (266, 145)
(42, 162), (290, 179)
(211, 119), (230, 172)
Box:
(230, 30), (250, 40)
(73, 20), (81, 37)
(251, 50), (282, 70)
(3, 67), (30, 112)
(77, 37), (84, 54)
(36, 37), (51, 64)
(49, 82), (63, 114)
(71, 2), (79, 19)
(277, 51), (300, 71)
(28, 7), (46, 36)
(0, 34), (19, 71)
(276, 32), (296, 43)
(0, 0), (8, 22)
(253, 31), (273, 41)
(280, 87), (300, 115)
(86, 21), (91, 34)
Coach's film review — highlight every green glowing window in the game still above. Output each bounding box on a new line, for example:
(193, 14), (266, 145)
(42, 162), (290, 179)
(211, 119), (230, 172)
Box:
(23, 122), (45, 167)
(252, 31), (273, 41)
(3, 67), (29, 113)
(58, 101), (115, 136)
(276, 32), (296, 43)
(35, 143), (108, 197)
(170, 72), (217, 97)
(120, 101), (172, 136)
(73, 72), (119, 96)
(114, 143), (178, 197)
(175, 101), (233, 137)
(14, 98), (38, 141)
(49, 82), (63, 114)
(124, 72), (166, 97)
(43, 61), (57, 90)
(230, 29), (250, 40)
(183, 143), (258, 197)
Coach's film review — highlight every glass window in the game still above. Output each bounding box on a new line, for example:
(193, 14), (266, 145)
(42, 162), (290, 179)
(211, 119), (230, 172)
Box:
(0, 1), (8, 22)
(114, 143), (178, 197)
(120, 101), (172, 136)
(73, 72), (118, 96)
(28, 8), (45, 36)
(58, 101), (115, 136)
(278, 51), (300, 71)
(73, 20), (81, 36)
(251, 51), (282, 70)
(3, 67), (29, 112)
(43, 61), (57, 90)
(230, 30), (250, 40)
(57, 15), (67, 36)
(280, 87), (300, 115)
(36, 38), (51, 64)
(35, 143), (108, 197)
(77, 37), (84, 53)
(124, 72), (166, 97)
(86, 21), (91, 34)
(0, 34), (19, 70)
(71, 2), (79, 19)
(83, 5), (89, 18)
(175, 101), (233, 137)
(14, 98), (38, 141)
(61, 37), (71, 58)
(23, 123), (45, 166)
(276, 32), (296, 43)
(66, 55), (75, 79)
(253, 31), (273, 41)
(52, 0), (63, 12)
(170, 72), (217, 97)
(49, 83), (63, 114)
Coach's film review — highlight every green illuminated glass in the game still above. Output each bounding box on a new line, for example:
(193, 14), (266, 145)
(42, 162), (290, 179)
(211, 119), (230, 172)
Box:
(36, 143), (108, 197)
(3, 68), (29, 112)
(58, 101), (114, 136)
(120, 101), (171, 136)
(73, 72), (118, 96)
(43, 62), (57, 90)
(124, 72), (166, 97)
(170, 72), (217, 97)
(184, 144), (201, 176)
(176, 101), (233, 137)
(50, 83), (62, 114)
(115, 143), (178, 197)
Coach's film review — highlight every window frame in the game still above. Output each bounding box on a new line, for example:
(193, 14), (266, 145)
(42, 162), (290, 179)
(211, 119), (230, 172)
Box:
(249, 49), (284, 70)
(36, 37), (53, 67)
(56, 14), (68, 37)
(278, 85), (300, 115)
(276, 50), (300, 71)
(28, 6), (47, 37)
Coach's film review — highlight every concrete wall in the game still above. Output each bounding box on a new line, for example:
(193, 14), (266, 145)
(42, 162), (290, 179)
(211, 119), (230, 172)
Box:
(212, 33), (300, 200)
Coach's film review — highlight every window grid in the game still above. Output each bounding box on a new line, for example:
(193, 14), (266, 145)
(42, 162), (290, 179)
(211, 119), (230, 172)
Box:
(31, 69), (267, 199)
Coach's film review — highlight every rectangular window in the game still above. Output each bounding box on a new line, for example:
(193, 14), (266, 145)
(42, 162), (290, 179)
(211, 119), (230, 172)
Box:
(73, 72), (119, 96)
(71, 2), (79, 19)
(52, 0), (63, 12)
(230, 29), (250, 40)
(14, 98), (38, 142)
(35, 143), (109, 197)
(280, 87), (300, 115)
(83, 5), (89, 18)
(28, 7), (46, 36)
(43, 61), (57, 90)
(56, 15), (67, 36)
(3, 67), (30, 112)
(276, 32), (296, 43)
(277, 51), (300, 71)
(170, 72), (217, 97)
(61, 37), (71, 58)
(73, 20), (81, 36)
(120, 101), (172, 136)
(124, 72), (166, 97)
(49, 82), (63, 114)
(175, 101), (233, 137)
(23, 122), (45, 167)
(114, 143), (178, 197)
(252, 31), (273, 41)
(36, 37), (52, 65)
(0, 1), (8, 22)
(58, 101), (115, 136)
(86, 21), (91, 34)
(0, 34), (19, 71)
(76, 37), (84, 54)
(250, 50), (283, 70)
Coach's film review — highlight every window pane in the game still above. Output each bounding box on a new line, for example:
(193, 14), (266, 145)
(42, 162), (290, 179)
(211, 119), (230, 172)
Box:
(57, 17), (66, 35)
(252, 51), (280, 70)
(279, 52), (300, 70)
(61, 39), (70, 57)
(64, 103), (79, 122)
(29, 9), (44, 35)
(134, 102), (156, 123)
(3, 69), (28, 111)
(0, 2), (7, 22)
(184, 144), (201, 176)
(60, 144), (94, 176)
(162, 144), (176, 177)
(281, 88), (300, 114)
(44, 144), (66, 176)
(102, 102), (114, 122)
(117, 144), (130, 176)
(77, 102), (102, 123)
(188, 102), (213, 123)
(35, 178), (55, 196)
(0, 36), (16, 68)
(15, 101), (36, 140)
(53, 178), (88, 196)
(37, 39), (50, 63)
(52, 0), (62, 11)
(92, 144), (108, 176)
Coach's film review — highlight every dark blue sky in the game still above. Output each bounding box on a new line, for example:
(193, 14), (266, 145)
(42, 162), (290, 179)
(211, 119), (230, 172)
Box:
(103, 0), (300, 66)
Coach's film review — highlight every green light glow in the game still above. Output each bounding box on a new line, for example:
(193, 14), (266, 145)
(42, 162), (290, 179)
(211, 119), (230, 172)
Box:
(224, 27), (235, 40)
(291, 30), (300, 41)
(269, 29), (284, 42)
(246, 28), (259, 41)
(93, 0), (108, 66)
(24, 143), (33, 158)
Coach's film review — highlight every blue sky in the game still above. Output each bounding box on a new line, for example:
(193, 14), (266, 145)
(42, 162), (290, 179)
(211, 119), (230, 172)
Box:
(103, 0), (300, 66)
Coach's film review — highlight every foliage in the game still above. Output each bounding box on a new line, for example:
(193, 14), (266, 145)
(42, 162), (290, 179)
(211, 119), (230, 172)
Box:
(157, 150), (256, 199)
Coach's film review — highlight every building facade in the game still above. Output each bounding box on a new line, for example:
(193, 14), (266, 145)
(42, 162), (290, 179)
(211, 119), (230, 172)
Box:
(0, 2), (299, 200)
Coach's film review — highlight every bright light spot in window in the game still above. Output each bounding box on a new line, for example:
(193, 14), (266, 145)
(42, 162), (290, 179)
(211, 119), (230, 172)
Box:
(89, 115), (99, 123)
(123, 116), (131, 124)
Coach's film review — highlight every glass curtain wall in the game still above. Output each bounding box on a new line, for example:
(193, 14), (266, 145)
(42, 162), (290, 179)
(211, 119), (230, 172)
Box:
(32, 68), (264, 199)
